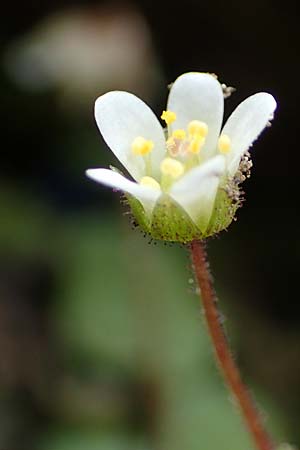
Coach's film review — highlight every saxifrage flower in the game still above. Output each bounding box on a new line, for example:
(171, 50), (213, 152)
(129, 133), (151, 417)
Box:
(86, 72), (276, 243)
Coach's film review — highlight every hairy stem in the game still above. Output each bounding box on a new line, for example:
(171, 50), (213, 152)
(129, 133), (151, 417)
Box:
(190, 239), (275, 450)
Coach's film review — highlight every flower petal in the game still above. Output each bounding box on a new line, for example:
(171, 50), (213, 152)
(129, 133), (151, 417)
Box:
(95, 91), (166, 181)
(169, 156), (225, 232)
(167, 73), (224, 158)
(86, 168), (160, 215)
(222, 92), (277, 176)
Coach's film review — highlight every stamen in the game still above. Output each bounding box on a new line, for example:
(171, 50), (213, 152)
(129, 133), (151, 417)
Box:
(140, 176), (161, 190)
(132, 136), (154, 156)
(160, 158), (184, 179)
(161, 110), (177, 125)
(172, 129), (186, 140)
(188, 120), (208, 138)
(188, 135), (205, 154)
(218, 134), (231, 154)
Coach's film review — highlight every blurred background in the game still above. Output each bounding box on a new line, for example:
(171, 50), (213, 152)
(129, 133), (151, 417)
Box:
(0, 1), (299, 449)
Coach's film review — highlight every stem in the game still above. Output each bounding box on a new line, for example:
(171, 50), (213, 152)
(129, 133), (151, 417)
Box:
(190, 239), (275, 450)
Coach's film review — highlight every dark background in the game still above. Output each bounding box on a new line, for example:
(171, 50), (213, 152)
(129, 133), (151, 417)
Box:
(0, 1), (299, 449)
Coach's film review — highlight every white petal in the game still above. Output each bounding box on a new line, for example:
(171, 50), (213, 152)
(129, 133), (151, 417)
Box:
(222, 93), (277, 176)
(95, 91), (166, 181)
(170, 156), (225, 231)
(86, 168), (160, 215)
(167, 73), (224, 158)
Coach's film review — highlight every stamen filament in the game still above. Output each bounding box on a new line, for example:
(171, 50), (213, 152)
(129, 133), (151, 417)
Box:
(144, 153), (152, 176)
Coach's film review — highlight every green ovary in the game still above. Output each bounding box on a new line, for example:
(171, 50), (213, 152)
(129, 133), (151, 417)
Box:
(126, 186), (239, 243)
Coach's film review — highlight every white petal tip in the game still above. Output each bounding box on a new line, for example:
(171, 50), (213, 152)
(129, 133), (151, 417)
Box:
(86, 168), (101, 182)
(259, 92), (277, 113)
(85, 168), (118, 187)
(94, 91), (121, 114)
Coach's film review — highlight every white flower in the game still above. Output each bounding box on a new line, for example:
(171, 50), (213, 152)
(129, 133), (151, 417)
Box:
(86, 72), (276, 242)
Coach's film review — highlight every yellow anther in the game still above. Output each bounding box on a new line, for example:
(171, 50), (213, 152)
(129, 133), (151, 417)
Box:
(160, 157), (184, 179)
(188, 120), (208, 137)
(131, 136), (154, 156)
(172, 129), (186, 140)
(188, 135), (205, 154)
(140, 176), (161, 191)
(161, 110), (177, 125)
(218, 134), (231, 154)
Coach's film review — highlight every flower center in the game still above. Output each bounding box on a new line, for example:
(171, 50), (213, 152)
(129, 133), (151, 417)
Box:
(161, 115), (209, 187)
(131, 109), (231, 193)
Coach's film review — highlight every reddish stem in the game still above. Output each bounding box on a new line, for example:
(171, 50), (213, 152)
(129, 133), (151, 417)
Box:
(190, 240), (275, 450)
